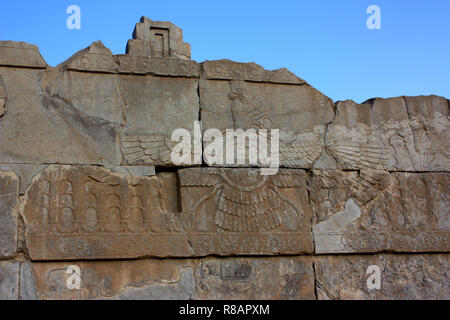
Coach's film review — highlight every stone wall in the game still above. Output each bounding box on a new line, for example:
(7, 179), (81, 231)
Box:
(0, 17), (448, 300)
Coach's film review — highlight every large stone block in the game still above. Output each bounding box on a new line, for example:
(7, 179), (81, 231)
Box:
(32, 259), (196, 300)
(0, 261), (35, 300)
(114, 55), (198, 77)
(127, 16), (191, 59)
(0, 67), (121, 164)
(58, 41), (118, 73)
(58, 39), (198, 77)
(0, 170), (19, 258)
(119, 75), (199, 166)
(178, 168), (314, 255)
(310, 170), (449, 254)
(22, 165), (185, 260)
(314, 254), (450, 300)
(20, 262), (38, 300)
(200, 59), (306, 84)
(325, 96), (450, 171)
(0, 41), (47, 68)
(199, 61), (335, 168)
(195, 257), (315, 300)
(0, 75), (6, 116)
(0, 164), (47, 194)
(22, 166), (313, 260)
(30, 256), (314, 300)
(61, 71), (124, 125)
(0, 261), (19, 300)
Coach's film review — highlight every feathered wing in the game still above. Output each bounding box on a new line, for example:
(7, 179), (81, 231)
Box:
(120, 135), (176, 164)
(326, 144), (388, 170)
(279, 139), (323, 167)
(214, 183), (284, 233)
(87, 170), (121, 186)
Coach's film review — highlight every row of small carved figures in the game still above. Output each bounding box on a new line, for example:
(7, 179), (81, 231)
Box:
(33, 205), (171, 234)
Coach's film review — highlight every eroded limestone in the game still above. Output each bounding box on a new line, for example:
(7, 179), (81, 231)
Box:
(310, 170), (450, 253)
(58, 41), (118, 73)
(325, 96), (450, 171)
(119, 75), (200, 166)
(199, 69), (335, 168)
(0, 170), (19, 258)
(0, 67), (121, 165)
(314, 254), (450, 300)
(31, 256), (314, 300)
(0, 41), (47, 68)
(22, 166), (313, 260)
(179, 168), (314, 255)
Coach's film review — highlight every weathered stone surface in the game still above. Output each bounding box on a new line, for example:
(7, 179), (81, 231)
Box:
(325, 96), (450, 171)
(57, 37), (198, 76)
(125, 39), (151, 58)
(0, 170), (19, 258)
(48, 69), (124, 125)
(104, 166), (155, 177)
(115, 55), (198, 77)
(119, 75), (199, 165)
(32, 259), (196, 300)
(66, 72), (122, 125)
(127, 16), (191, 59)
(19, 262), (38, 300)
(0, 261), (37, 300)
(310, 170), (450, 253)
(314, 254), (450, 300)
(179, 168), (314, 255)
(200, 59), (306, 84)
(59, 41), (118, 73)
(22, 165), (186, 260)
(199, 76), (334, 168)
(0, 164), (47, 195)
(0, 261), (20, 300)
(22, 166), (313, 260)
(195, 257), (315, 300)
(0, 75), (6, 116)
(30, 256), (314, 300)
(0, 41), (47, 68)
(158, 172), (179, 213)
(0, 67), (121, 164)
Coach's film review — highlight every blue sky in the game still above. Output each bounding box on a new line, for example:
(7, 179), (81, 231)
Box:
(1, 0), (449, 103)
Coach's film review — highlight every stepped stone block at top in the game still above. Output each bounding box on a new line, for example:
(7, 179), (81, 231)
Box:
(127, 16), (191, 59)
(0, 41), (47, 68)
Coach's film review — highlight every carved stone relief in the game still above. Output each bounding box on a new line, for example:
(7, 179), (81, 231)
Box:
(22, 166), (313, 260)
